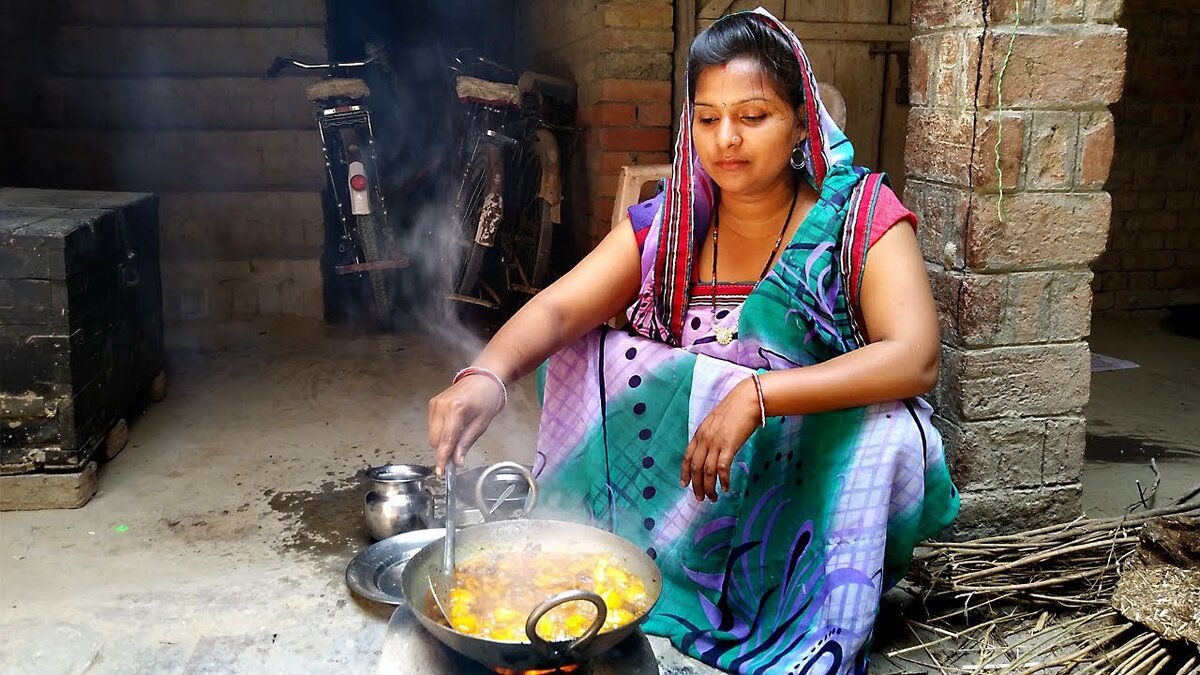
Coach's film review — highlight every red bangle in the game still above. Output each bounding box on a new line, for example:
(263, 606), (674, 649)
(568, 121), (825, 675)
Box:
(453, 366), (508, 413)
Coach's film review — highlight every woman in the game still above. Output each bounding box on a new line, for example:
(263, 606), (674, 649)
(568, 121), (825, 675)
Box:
(427, 8), (958, 674)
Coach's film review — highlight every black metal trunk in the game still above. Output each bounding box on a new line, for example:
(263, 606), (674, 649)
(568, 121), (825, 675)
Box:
(0, 188), (163, 474)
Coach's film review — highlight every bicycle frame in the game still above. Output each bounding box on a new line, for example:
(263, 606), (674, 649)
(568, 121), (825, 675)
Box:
(317, 105), (390, 271)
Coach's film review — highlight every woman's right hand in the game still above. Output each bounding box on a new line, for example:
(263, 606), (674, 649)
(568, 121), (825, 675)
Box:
(427, 374), (505, 475)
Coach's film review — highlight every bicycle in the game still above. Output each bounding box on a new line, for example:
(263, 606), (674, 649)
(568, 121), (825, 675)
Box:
(267, 52), (409, 329)
(444, 50), (576, 310)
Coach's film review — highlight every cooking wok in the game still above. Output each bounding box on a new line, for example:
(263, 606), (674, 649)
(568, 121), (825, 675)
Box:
(399, 518), (663, 671)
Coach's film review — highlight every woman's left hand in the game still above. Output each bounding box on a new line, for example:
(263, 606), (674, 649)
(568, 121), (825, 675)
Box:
(681, 377), (761, 502)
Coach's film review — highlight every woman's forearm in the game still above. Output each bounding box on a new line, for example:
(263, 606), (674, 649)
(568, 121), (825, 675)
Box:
(759, 339), (939, 416)
(464, 221), (644, 385)
(470, 295), (573, 384)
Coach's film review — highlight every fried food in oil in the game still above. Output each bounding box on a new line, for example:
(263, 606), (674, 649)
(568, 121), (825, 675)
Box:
(435, 550), (650, 643)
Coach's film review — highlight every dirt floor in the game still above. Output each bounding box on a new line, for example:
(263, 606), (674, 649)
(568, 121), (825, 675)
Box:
(0, 315), (1195, 673)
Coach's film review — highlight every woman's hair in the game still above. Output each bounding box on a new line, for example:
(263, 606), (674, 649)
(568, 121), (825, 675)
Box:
(687, 14), (805, 112)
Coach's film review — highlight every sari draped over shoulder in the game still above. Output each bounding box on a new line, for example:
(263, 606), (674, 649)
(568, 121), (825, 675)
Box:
(533, 8), (959, 674)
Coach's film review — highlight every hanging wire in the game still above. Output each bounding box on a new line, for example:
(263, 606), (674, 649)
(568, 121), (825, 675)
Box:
(994, 0), (1023, 224)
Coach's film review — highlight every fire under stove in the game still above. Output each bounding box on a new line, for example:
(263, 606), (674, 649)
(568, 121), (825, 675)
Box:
(379, 605), (690, 675)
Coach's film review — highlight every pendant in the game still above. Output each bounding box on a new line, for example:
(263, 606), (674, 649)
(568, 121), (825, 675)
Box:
(714, 324), (736, 346)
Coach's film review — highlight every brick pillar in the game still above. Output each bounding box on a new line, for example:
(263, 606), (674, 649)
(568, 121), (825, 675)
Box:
(521, 0), (675, 253)
(906, 0), (1126, 536)
(579, 2), (676, 247)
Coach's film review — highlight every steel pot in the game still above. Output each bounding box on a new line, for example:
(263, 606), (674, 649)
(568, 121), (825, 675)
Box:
(364, 464), (435, 540)
(399, 518), (662, 671)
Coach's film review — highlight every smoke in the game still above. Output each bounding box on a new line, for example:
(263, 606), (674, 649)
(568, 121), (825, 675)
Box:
(385, 198), (487, 362)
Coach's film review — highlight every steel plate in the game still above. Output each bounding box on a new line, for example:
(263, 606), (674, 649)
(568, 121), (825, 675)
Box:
(345, 528), (444, 605)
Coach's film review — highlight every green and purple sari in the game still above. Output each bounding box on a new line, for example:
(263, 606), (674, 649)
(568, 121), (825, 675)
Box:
(533, 9), (958, 674)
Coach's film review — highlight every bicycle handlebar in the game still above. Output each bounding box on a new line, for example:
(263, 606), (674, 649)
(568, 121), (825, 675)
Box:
(448, 49), (515, 78)
(267, 54), (377, 78)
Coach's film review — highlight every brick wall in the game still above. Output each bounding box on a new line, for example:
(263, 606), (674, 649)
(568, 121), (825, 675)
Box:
(518, 0), (676, 252)
(906, 0), (1125, 536)
(1092, 0), (1200, 316)
(0, 4), (56, 186)
(10, 0), (328, 321)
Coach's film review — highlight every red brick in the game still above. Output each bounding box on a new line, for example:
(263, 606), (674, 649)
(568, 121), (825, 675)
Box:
(966, 192), (1111, 271)
(1154, 270), (1184, 290)
(596, 51), (673, 81)
(1027, 112), (1079, 190)
(638, 102), (674, 128)
(601, 29), (675, 52)
(977, 28), (1127, 108)
(1045, 0), (1085, 22)
(1085, 0), (1122, 22)
(939, 417), (1084, 491)
(933, 31), (982, 105)
(597, 127), (672, 152)
(596, 79), (672, 104)
(934, 270), (1094, 347)
(1096, 272), (1128, 291)
(940, 342), (1091, 420)
(1127, 271), (1156, 289)
(598, 151), (636, 173)
(596, 196), (616, 223)
(905, 179), (971, 268)
(905, 108), (974, 186)
(912, 0), (970, 29)
(909, 37), (931, 106)
(1165, 191), (1194, 211)
(912, 0), (998, 29)
(599, 150), (673, 173)
(637, 151), (671, 166)
(601, 5), (672, 30)
(588, 103), (638, 127)
(1137, 232), (1165, 250)
(1078, 111), (1115, 189)
(1120, 251), (1175, 271)
(972, 112), (1026, 193)
(1137, 192), (1166, 210)
(1114, 289), (1169, 310)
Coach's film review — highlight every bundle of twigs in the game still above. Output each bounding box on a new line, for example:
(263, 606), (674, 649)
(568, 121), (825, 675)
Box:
(886, 491), (1200, 674)
(911, 501), (1200, 611)
(887, 608), (1199, 674)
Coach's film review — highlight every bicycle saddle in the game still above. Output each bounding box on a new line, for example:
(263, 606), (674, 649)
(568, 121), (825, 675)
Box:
(455, 75), (520, 107)
(306, 78), (371, 103)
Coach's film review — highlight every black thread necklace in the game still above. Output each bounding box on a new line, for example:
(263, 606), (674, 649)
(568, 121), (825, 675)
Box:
(710, 188), (801, 346)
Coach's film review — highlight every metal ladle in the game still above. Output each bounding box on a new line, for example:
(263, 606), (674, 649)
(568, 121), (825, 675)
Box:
(427, 463), (456, 622)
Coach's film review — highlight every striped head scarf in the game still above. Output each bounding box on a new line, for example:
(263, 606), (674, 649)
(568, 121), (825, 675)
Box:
(630, 6), (856, 346)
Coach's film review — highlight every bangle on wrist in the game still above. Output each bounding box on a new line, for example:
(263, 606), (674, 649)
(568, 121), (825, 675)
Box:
(750, 373), (766, 428)
(453, 366), (508, 413)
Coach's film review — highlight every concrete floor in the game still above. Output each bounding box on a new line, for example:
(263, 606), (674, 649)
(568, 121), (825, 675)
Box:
(1083, 317), (1200, 516)
(1, 315), (1196, 673)
(0, 319), (549, 674)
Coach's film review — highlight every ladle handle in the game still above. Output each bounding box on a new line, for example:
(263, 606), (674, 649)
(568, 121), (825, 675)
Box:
(442, 463), (456, 577)
(525, 590), (607, 659)
(474, 461), (538, 522)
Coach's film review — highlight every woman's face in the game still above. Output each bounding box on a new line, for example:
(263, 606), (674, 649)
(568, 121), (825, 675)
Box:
(691, 56), (806, 196)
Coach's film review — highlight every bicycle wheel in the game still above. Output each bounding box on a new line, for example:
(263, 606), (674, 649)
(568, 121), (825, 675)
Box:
(355, 212), (393, 329)
(453, 145), (503, 297)
(511, 129), (559, 290)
